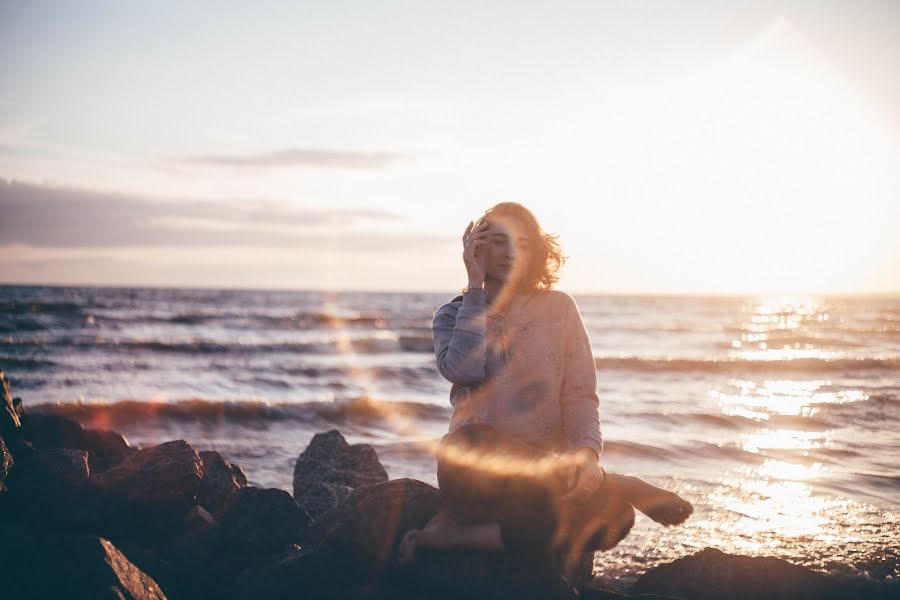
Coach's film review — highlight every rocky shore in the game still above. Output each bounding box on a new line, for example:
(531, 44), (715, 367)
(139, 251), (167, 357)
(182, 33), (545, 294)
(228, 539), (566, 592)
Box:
(1, 370), (895, 599)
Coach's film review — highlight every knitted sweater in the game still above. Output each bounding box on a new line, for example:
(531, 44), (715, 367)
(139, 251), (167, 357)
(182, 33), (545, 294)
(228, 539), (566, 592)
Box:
(431, 288), (602, 456)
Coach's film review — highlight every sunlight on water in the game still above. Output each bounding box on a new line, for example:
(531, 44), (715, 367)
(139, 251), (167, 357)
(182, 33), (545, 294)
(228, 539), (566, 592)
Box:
(712, 378), (868, 419)
(741, 429), (827, 452)
(730, 296), (838, 357)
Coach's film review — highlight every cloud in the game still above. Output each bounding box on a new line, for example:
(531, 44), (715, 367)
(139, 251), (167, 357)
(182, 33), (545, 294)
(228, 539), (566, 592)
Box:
(168, 147), (416, 169)
(0, 179), (449, 251)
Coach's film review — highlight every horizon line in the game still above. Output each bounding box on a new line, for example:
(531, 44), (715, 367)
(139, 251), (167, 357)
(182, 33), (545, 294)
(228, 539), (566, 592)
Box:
(2, 280), (899, 300)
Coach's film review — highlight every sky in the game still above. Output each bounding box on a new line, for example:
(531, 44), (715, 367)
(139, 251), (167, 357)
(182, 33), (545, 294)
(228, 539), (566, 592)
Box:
(1, 0), (899, 295)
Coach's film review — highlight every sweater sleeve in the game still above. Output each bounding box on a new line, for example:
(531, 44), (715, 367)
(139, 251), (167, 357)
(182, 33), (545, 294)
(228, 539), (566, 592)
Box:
(431, 292), (489, 388)
(559, 293), (603, 457)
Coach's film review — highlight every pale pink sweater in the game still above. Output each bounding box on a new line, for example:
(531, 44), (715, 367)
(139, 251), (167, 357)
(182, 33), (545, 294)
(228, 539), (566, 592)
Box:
(431, 288), (602, 456)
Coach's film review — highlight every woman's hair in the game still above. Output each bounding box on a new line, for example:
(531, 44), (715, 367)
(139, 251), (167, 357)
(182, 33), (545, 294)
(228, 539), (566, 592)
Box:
(479, 202), (567, 291)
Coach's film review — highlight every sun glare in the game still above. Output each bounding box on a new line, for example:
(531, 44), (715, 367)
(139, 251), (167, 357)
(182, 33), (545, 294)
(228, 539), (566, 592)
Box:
(545, 17), (900, 295)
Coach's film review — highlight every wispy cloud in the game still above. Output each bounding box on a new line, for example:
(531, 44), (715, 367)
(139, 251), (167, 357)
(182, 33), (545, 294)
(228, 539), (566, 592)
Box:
(168, 147), (417, 169)
(0, 179), (449, 251)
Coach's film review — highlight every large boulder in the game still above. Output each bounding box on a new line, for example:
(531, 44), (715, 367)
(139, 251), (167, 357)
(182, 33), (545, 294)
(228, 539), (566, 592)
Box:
(21, 412), (134, 471)
(35, 447), (91, 482)
(0, 523), (168, 600)
(293, 429), (389, 519)
(217, 486), (312, 559)
(0, 436), (12, 492)
(634, 547), (894, 600)
(309, 478), (442, 568)
(198, 450), (248, 520)
(92, 439), (203, 515)
(0, 370), (23, 439)
(247, 479), (441, 596)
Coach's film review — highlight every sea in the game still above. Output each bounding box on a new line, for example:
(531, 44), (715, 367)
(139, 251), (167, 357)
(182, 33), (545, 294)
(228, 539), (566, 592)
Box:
(2, 284), (898, 590)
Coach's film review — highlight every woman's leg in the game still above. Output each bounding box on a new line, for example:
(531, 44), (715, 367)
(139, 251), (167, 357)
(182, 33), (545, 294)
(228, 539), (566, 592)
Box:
(399, 423), (561, 563)
(557, 470), (693, 557)
(398, 511), (503, 564)
(606, 472), (693, 526)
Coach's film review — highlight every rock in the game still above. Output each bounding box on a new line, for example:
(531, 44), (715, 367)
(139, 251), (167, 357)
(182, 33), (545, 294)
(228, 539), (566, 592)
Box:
(0, 370), (23, 439)
(35, 447), (91, 482)
(218, 486), (312, 558)
(398, 549), (578, 600)
(297, 480), (354, 521)
(81, 439), (203, 541)
(0, 524), (168, 600)
(198, 450), (248, 520)
(0, 436), (12, 492)
(92, 439), (202, 514)
(167, 505), (221, 569)
(245, 479), (440, 596)
(293, 429), (388, 518)
(306, 478), (443, 580)
(634, 547), (891, 600)
(21, 412), (134, 471)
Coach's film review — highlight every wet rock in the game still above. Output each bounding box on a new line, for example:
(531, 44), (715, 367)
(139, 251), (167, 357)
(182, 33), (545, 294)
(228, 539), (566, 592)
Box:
(398, 549), (578, 600)
(218, 486), (312, 558)
(0, 525), (168, 600)
(0, 436), (12, 492)
(167, 505), (221, 569)
(35, 447), (90, 482)
(297, 480), (354, 521)
(634, 547), (891, 600)
(0, 370), (23, 439)
(21, 412), (134, 471)
(83, 439), (203, 540)
(306, 478), (443, 580)
(198, 450), (248, 520)
(293, 429), (388, 519)
(92, 439), (202, 513)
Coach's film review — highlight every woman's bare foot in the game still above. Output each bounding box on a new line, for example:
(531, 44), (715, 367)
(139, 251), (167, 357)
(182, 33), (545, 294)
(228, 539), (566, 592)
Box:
(396, 510), (504, 565)
(608, 473), (693, 526)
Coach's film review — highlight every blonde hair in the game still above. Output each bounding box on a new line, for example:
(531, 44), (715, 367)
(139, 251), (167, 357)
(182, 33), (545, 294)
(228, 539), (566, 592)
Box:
(478, 202), (567, 292)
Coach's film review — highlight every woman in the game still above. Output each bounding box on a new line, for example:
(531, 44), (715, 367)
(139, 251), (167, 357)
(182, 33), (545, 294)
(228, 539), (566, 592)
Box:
(399, 202), (692, 577)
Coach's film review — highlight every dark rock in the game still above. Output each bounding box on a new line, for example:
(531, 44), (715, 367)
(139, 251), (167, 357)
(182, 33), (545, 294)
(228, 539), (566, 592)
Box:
(634, 547), (893, 600)
(198, 450), (248, 520)
(245, 479), (440, 596)
(395, 549), (578, 600)
(167, 505), (221, 569)
(6, 439), (201, 541)
(297, 480), (354, 521)
(0, 436), (12, 491)
(304, 478), (443, 580)
(293, 429), (389, 518)
(35, 447), (91, 481)
(218, 486), (312, 558)
(21, 412), (134, 471)
(578, 585), (678, 599)
(0, 524), (168, 600)
(258, 479), (441, 594)
(0, 370), (23, 439)
(92, 439), (202, 515)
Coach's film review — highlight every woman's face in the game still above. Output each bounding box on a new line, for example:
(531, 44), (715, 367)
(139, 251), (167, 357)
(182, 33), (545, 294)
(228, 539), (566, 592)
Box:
(480, 216), (531, 285)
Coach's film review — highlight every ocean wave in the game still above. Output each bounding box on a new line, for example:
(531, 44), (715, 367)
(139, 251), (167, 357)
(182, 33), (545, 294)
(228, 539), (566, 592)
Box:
(632, 411), (833, 431)
(0, 356), (57, 371)
(90, 310), (389, 329)
(595, 356), (900, 374)
(0, 300), (86, 317)
(28, 396), (451, 428)
(2, 335), (433, 355)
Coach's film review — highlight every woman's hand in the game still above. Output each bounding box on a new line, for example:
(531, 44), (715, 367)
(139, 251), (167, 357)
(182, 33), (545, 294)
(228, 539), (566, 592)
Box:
(462, 220), (491, 286)
(561, 447), (605, 503)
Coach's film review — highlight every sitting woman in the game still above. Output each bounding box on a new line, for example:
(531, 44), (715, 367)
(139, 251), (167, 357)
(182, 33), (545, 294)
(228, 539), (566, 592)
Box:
(399, 202), (693, 578)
